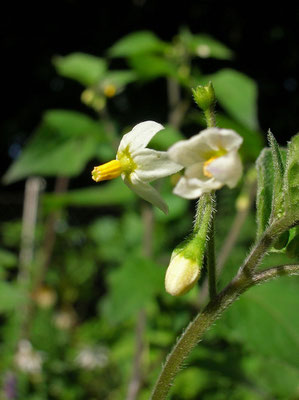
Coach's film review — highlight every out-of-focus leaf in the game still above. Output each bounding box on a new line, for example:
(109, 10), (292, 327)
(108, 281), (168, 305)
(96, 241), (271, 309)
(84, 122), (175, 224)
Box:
(101, 70), (137, 89)
(217, 277), (299, 369)
(53, 52), (107, 86)
(42, 179), (134, 211)
(179, 29), (233, 60)
(101, 254), (164, 324)
(0, 249), (17, 268)
(204, 69), (258, 130)
(128, 54), (179, 80)
(0, 282), (25, 313)
(3, 110), (105, 183)
(244, 354), (299, 398)
(108, 31), (169, 57)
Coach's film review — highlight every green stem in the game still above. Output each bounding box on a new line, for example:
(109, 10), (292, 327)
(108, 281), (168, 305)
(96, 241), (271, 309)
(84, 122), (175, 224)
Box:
(207, 210), (216, 299)
(204, 107), (216, 128)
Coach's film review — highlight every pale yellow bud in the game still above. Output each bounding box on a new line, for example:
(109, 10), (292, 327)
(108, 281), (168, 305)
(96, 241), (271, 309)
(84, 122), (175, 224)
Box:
(165, 253), (200, 296)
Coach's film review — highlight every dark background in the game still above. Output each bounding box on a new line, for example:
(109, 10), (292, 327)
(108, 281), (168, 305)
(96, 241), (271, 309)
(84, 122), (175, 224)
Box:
(1, 1), (299, 188)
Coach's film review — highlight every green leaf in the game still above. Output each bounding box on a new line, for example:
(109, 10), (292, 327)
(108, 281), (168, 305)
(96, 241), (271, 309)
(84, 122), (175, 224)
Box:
(204, 69), (259, 130)
(267, 130), (285, 220)
(42, 179), (134, 211)
(101, 254), (164, 324)
(3, 110), (105, 183)
(0, 282), (25, 313)
(53, 52), (107, 86)
(128, 54), (179, 80)
(101, 70), (137, 89)
(283, 133), (299, 219)
(108, 31), (169, 57)
(179, 29), (233, 60)
(217, 277), (299, 369)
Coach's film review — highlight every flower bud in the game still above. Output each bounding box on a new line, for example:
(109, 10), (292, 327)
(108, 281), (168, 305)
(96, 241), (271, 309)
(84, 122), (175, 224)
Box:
(192, 81), (215, 111)
(165, 251), (201, 296)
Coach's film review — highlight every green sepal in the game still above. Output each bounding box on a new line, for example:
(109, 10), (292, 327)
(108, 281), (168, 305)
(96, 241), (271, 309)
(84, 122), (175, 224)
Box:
(267, 130), (285, 222)
(283, 133), (299, 221)
(256, 148), (274, 238)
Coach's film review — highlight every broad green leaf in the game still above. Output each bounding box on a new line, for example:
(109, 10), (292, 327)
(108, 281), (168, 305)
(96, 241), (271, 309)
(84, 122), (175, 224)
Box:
(0, 282), (25, 313)
(179, 29), (233, 60)
(42, 179), (134, 211)
(267, 130), (285, 220)
(53, 52), (107, 86)
(244, 354), (299, 398)
(101, 70), (137, 89)
(3, 110), (105, 183)
(283, 133), (299, 219)
(256, 149), (274, 238)
(101, 254), (164, 324)
(128, 54), (179, 80)
(108, 31), (169, 57)
(217, 277), (299, 369)
(205, 69), (259, 130)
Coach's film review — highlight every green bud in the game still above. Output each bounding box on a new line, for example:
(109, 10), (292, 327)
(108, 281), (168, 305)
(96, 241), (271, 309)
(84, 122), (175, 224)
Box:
(192, 81), (215, 111)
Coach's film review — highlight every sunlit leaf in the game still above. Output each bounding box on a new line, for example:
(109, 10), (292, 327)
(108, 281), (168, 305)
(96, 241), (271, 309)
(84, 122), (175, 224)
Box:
(179, 29), (233, 60)
(3, 110), (106, 183)
(108, 31), (169, 57)
(53, 52), (107, 86)
(204, 69), (259, 130)
(42, 179), (134, 211)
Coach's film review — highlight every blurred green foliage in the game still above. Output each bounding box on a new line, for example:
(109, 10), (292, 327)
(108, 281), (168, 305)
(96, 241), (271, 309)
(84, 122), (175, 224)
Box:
(1, 29), (298, 400)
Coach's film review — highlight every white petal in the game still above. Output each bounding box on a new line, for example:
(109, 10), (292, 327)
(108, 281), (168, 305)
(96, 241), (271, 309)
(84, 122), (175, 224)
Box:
(173, 176), (220, 199)
(168, 128), (243, 167)
(206, 152), (243, 187)
(118, 121), (164, 154)
(168, 135), (211, 166)
(123, 173), (169, 214)
(133, 149), (183, 182)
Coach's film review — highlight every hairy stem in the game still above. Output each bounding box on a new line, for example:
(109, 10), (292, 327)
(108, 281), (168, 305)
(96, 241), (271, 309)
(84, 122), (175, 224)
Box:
(206, 194), (216, 299)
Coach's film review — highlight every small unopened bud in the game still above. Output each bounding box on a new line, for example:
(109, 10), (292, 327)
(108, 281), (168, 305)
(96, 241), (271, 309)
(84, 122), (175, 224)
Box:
(165, 252), (201, 296)
(192, 82), (215, 111)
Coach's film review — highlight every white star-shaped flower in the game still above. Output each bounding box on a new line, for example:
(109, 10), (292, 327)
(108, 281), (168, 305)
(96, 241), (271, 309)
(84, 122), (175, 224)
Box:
(168, 128), (243, 199)
(92, 121), (183, 214)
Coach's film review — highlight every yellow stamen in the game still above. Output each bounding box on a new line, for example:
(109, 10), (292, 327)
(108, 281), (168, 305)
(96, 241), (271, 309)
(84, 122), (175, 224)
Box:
(92, 160), (121, 182)
(203, 156), (218, 178)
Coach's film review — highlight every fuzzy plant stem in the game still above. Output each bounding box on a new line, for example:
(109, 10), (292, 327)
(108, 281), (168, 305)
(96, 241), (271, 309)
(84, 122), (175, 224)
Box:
(150, 216), (294, 400)
(206, 193), (217, 299)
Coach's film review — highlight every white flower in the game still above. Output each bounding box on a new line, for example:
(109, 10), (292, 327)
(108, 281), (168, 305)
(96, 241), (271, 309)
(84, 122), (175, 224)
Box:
(165, 252), (200, 296)
(168, 128), (243, 199)
(75, 346), (109, 370)
(92, 121), (182, 213)
(15, 340), (43, 375)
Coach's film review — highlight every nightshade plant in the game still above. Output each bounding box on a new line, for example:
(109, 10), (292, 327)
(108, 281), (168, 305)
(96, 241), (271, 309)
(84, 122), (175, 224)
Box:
(2, 30), (299, 399)
(92, 82), (299, 399)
